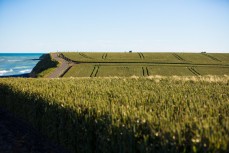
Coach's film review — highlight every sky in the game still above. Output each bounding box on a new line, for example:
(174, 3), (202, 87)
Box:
(0, 0), (228, 53)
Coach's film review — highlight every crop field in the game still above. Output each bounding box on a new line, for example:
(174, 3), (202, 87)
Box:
(60, 52), (229, 77)
(97, 66), (143, 77)
(1, 52), (229, 152)
(195, 67), (229, 75)
(62, 52), (187, 63)
(0, 76), (229, 153)
(63, 65), (229, 77)
(207, 53), (229, 63)
(63, 64), (94, 77)
(62, 52), (229, 64)
(174, 53), (221, 64)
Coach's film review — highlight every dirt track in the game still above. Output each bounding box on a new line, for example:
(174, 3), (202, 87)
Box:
(48, 53), (72, 78)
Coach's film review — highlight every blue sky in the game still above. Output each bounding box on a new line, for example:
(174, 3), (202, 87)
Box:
(0, 0), (228, 53)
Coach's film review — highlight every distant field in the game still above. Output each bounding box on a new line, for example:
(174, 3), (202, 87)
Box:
(63, 65), (229, 77)
(62, 52), (186, 63)
(62, 52), (229, 64)
(60, 52), (229, 77)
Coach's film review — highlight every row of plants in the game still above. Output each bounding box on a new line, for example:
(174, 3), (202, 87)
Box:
(0, 76), (228, 152)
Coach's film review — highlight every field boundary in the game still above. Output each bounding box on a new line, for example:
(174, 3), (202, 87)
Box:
(59, 66), (73, 77)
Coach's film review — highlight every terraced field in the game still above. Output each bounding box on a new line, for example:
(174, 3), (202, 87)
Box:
(60, 52), (229, 77)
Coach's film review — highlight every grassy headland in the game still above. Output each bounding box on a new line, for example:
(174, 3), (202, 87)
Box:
(30, 53), (58, 77)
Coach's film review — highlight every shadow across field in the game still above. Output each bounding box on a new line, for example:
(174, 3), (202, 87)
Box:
(0, 108), (69, 153)
(0, 84), (227, 153)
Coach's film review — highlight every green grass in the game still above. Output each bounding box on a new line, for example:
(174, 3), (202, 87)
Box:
(62, 52), (105, 62)
(105, 52), (142, 62)
(147, 66), (195, 76)
(62, 52), (187, 63)
(63, 64), (229, 77)
(96, 66), (143, 77)
(196, 67), (229, 75)
(0, 76), (229, 153)
(176, 53), (223, 64)
(207, 53), (229, 63)
(63, 64), (93, 77)
(61, 52), (229, 64)
(143, 53), (184, 63)
(58, 52), (229, 77)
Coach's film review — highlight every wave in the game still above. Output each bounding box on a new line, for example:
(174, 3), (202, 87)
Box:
(8, 60), (22, 62)
(0, 69), (13, 76)
(14, 66), (30, 69)
(19, 69), (32, 73)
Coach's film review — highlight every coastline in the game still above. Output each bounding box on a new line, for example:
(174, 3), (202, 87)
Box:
(0, 73), (30, 78)
(0, 53), (44, 78)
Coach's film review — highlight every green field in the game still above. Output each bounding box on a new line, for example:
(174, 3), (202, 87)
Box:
(1, 52), (229, 153)
(60, 52), (229, 77)
(62, 52), (229, 64)
(0, 76), (229, 152)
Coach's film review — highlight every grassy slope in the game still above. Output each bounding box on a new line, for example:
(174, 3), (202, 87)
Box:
(30, 53), (59, 77)
(0, 76), (229, 153)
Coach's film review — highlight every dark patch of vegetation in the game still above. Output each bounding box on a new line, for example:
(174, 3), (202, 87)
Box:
(30, 54), (58, 77)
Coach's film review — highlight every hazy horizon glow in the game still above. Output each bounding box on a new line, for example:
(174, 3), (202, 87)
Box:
(0, 0), (229, 53)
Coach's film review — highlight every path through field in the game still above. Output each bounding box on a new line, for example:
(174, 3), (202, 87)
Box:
(48, 53), (73, 78)
(0, 108), (69, 153)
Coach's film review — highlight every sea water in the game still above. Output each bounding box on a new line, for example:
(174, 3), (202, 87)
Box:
(0, 53), (43, 76)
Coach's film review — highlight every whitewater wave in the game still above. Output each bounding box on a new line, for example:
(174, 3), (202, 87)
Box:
(0, 69), (13, 76)
(8, 59), (22, 62)
(19, 69), (32, 73)
(14, 66), (30, 69)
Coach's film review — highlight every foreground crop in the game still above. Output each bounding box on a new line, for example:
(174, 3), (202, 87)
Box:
(0, 76), (228, 153)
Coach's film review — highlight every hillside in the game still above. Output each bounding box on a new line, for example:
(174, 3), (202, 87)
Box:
(42, 52), (229, 78)
(30, 53), (58, 77)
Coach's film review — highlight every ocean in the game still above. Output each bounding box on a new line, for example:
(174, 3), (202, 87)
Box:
(0, 53), (43, 76)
